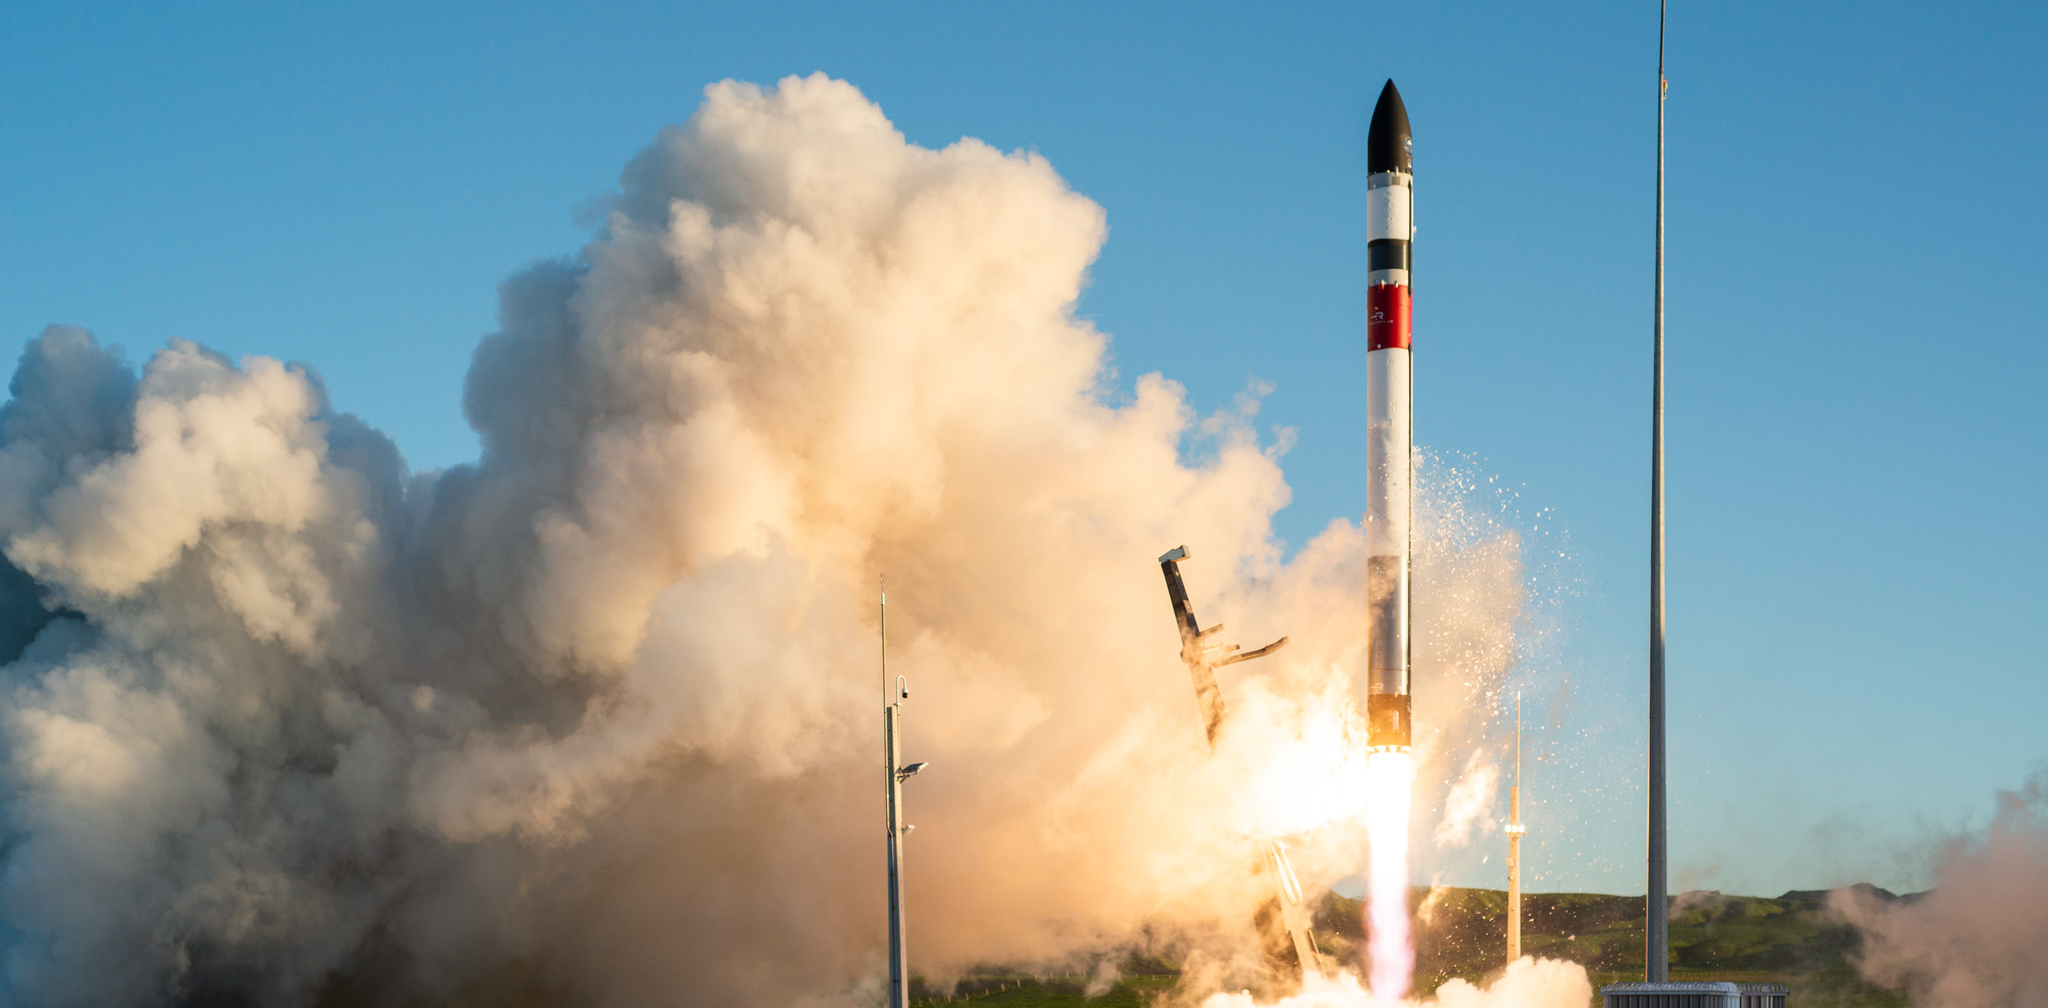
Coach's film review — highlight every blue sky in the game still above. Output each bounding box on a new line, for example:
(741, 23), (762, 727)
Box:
(5, 0), (2045, 897)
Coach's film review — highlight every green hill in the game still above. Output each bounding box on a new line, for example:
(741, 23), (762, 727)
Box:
(1308, 886), (1906, 1006)
(312, 887), (1911, 1006)
(911, 887), (1910, 1006)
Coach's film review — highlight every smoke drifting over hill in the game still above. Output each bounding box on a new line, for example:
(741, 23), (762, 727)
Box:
(1836, 772), (2048, 1008)
(0, 76), (1538, 1006)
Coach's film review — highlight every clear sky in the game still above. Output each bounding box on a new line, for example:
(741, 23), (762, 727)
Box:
(5, 0), (2045, 897)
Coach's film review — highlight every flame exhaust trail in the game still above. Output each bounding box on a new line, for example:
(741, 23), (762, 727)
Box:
(1364, 750), (1414, 1001)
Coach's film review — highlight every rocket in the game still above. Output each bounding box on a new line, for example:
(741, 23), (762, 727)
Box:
(1365, 79), (1414, 751)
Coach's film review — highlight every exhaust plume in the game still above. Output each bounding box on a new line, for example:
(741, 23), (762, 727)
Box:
(1835, 771), (2048, 1008)
(1198, 956), (1590, 1008)
(0, 75), (1537, 1006)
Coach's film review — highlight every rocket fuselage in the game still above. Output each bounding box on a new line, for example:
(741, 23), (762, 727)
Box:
(1365, 80), (1414, 750)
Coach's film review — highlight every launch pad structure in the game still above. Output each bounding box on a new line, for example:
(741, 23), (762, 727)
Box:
(1156, 547), (1326, 988)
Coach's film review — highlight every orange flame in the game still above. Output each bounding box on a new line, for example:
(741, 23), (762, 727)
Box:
(1364, 748), (1414, 1001)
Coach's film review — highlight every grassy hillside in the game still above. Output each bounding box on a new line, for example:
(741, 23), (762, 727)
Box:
(909, 887), (1910, 1006)
(1312, 886), (1907, 1007)
(311, 887), (1910, 1005)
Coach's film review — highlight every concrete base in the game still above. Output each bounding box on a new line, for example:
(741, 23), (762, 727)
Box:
(1599, 982), (1788, 1008)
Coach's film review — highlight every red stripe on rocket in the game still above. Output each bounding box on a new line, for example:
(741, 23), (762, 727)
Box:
(1367, 286), (1411, 351)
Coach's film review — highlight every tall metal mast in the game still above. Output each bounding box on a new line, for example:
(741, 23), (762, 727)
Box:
(1647, 0), (1670, 984)
(1506, 694), (1525, 964)
(882, 578), (906, 1008)
(881, 577), (926, 1008)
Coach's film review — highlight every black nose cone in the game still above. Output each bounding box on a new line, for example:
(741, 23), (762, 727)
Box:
(1368, 79), (1412, 175)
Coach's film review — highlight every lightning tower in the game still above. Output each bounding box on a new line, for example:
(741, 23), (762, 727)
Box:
(1506, 694), (1525, 964)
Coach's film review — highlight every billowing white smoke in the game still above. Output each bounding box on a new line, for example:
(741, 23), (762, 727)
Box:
(1198, 956), (1590, 1008)
(1835, 772), (2048, 1008)
(0, 75), (1533, 1007)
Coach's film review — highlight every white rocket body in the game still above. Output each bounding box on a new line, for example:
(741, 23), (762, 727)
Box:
(1364, 81), (1414, 749)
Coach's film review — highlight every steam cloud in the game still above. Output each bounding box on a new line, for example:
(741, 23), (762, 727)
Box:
(0, 75), (1536, 1006)
(1199, 956), (1591, 1008)
(1836, 772), (2048, 1008)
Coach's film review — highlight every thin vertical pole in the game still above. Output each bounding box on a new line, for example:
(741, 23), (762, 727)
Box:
(1647, 0), (1670, 984)
(883, 577), (909, 1008)
(1507, 694), (1523, 964)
